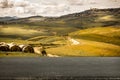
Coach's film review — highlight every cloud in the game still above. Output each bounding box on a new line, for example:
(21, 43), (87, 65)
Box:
(0, 0), (120, 17)
(0, 0), (71, 17)
(0, 0), (28, 8)
(0, 0), (39, 17)
(67, 0), (85, 5)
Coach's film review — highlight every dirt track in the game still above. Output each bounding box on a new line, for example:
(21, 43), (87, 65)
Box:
(34, 47), (60, 57)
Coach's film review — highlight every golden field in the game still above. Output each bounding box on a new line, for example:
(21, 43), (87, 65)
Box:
(0, 26), (120, 57)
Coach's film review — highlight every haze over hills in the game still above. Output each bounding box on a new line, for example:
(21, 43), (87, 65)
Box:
(0, 8), (120, 28)
(0, 7), (119, 39)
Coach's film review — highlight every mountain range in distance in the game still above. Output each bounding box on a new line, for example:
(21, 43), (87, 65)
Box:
(0, 7), (120, 29)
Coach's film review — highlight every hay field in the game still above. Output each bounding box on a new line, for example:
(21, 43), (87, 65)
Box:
(0, 26), (120, 57)
(47, 27), (120, 56)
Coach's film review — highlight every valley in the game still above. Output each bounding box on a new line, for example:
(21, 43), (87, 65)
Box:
(0, 8), (120, 57)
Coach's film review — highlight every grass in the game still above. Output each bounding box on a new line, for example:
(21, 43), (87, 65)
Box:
(46, 27), (120, 57)
(0, 27), (41, 35)
(0, 38), (40, 45)
(47, 39), (120, 57)
(0, 52), (41, 57)
(69, 27), (120, 46)
(0, 24), (78, 36)
(0, 26), (45, 39)
(0, 26), (120, 57)
(0, 8), (120, 57)
(27, 36), (64, 43)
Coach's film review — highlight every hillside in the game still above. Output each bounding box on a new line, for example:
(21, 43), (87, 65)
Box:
(69, 27), (120, 46)
(0, 26), (120, 57)
(1, 8), (120, 28)
(0, 8), (120, 57)
(47, 27), (120, 56)
(0, 8), (119, 39)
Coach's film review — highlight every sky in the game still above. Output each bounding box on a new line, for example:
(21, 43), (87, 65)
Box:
(0, 0), (120, 17)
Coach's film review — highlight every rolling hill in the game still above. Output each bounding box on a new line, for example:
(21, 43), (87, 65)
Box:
(0, 8), (120, 56)
(0, 8), (120, 28)
(0, 8), (120, 39)
(69, 27), (120, 46)
(47, 27), (120, 56)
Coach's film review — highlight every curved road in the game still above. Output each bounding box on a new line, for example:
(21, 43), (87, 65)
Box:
(0, 57), (120, 79)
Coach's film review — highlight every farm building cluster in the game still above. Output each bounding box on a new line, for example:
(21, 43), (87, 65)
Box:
(0, 42), (34, 53)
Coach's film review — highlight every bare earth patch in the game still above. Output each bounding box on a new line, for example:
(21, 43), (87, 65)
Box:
(34, 47), (60, 57)
(47, 54), (60, 57)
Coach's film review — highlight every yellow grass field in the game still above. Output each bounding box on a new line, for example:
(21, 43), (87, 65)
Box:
(0, 52), (41, 57)
(47, 27), (120, 56)
(47, 39), (120, 56)
(0, 26), (120, 57)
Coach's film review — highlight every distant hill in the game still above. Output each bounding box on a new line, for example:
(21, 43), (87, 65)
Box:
(0, 8), (120, 28)
(0, 16), (18, 21)
(0, 8), (120, 39)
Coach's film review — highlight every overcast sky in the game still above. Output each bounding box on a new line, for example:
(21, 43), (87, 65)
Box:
(0, 0), (120, 17)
